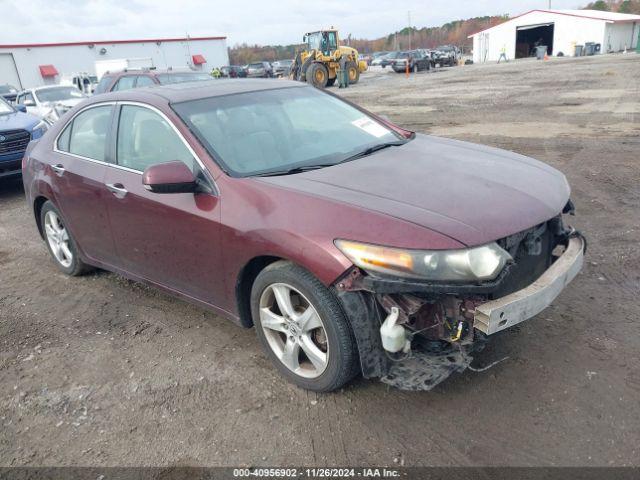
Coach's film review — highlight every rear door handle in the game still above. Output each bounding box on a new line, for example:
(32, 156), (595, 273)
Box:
(51, 164), (65, 176)
(105, 183), (128, 199)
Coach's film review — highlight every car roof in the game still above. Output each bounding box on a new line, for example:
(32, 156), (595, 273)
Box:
(94, 78), (307, 104)
(106, 69), (206, 78)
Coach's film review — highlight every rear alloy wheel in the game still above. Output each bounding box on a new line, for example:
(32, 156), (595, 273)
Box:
(251, 261), (359, 391)
(346, 61), (360, 84)
(307, 62), (329, 88)
(41, 201), (91, 276)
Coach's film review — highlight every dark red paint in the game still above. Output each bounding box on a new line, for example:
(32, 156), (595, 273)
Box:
(22, 80), (570, 326)
(142, 161), (195, 187)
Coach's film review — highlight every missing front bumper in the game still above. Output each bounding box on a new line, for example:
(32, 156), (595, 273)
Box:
(474, 235), (585, 335)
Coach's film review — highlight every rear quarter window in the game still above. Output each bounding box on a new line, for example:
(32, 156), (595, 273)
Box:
(57, 123), (72, 151)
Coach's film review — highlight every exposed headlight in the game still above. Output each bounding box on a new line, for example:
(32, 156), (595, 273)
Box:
(335, 239), (512, 282)
(31, 120), (48, 139)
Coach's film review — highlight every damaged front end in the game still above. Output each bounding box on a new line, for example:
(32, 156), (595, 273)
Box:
(333, 213), (586, 391)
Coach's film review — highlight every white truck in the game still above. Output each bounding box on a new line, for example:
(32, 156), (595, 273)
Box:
(94, 58), (154, 80)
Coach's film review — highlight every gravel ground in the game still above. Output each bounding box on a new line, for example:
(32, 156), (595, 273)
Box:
(1, 54), (639, 468)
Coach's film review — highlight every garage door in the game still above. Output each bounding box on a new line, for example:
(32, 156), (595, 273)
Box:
(0, 54), (22, 89)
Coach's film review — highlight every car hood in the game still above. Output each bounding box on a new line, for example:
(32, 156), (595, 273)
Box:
(0, 111), (40, 131)
(257, 134), (570, 247)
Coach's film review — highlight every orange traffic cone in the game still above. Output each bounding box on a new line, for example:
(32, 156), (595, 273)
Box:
(544, 53), (549, 61)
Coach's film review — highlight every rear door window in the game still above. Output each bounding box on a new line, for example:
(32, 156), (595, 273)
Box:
(66, 106), (113, 162)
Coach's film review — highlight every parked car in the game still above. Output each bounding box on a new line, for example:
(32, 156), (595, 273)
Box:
(246, 61), (274, 78)
(0, 84), (19, 103)
(22, 79), (585, 392)
(93, 69), (213, 94)
(391, 51), (431, 73)
(376, 51), (402, 68)
(220, 66), (248, 78)
(16, 86), (88, 125)
(60, 73), (99, 95)
(358, 53), (373, 66)
(0, 96), (47, 178)
(272, 59), (293, 77)
(432, 45), (461, 67)
(369, 51), (389, 65)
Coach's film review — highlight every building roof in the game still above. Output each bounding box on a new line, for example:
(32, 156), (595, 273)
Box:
(0, 35), (226, 49)
(469, 9), (640, 37)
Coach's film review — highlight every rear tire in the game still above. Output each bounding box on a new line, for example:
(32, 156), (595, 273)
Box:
(251, 261), (360, 392)
(40, 201), (92, 276)
(346, 61), (360, 84)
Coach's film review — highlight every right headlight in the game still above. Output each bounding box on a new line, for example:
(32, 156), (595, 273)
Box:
(335, 239), (512, 282)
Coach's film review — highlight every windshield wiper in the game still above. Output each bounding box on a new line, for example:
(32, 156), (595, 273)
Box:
(339, 141), (406, 164)
(252, 164), (335, 177)
(251, 141), (407, 177)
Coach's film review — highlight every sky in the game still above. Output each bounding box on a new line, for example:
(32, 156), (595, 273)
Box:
(2, 0), (585, 46)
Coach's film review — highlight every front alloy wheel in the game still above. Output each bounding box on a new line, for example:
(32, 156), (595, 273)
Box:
(251, 261), (359, 392)
(259, 283), (328, 378)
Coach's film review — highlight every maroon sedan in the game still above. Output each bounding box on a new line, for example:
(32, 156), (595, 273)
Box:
(22, 80), (585, 392)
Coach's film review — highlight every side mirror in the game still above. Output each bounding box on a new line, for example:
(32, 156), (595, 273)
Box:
(142, 161), (198, 194)
(16, 105), (27, 113)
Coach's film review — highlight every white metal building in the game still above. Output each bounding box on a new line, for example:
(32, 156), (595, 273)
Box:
(0, 35), (229, 89)
(470, 10), (640, 63)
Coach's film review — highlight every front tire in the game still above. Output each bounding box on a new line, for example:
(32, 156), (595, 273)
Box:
(251, 261), (359, 392)
(40, 201), (92, 276)
(307, 62), (329, 89)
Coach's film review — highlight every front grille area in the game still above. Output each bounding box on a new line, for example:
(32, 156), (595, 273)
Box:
(0, 129), (31, 155)
(491, 218), (566, 299)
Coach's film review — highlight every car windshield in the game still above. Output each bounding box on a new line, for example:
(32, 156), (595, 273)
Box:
(0, 85), (17, 94)
(173, 86), (404, 177)
(156, 72), (213, 84)
(0, 97), (14, 114)
(35, 87), (86, 103)
(248, 63), (264, 69)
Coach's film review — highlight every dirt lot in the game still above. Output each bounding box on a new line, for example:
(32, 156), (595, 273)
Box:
(1, 54), (639, 468)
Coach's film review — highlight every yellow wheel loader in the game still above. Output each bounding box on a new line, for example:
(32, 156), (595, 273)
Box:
(290, 29), (368, 88)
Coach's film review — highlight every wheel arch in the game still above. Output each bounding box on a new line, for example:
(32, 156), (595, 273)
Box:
(33, 195), (51, 239)
(235, 255), (286, 328)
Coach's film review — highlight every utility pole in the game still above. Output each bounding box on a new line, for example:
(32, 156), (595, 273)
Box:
(408, 11), (412, 50)
(548, 0), (551, 9)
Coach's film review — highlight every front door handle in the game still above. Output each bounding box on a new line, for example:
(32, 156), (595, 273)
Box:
(106, 183), (128, 199)
(51, 164), (65, 176)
